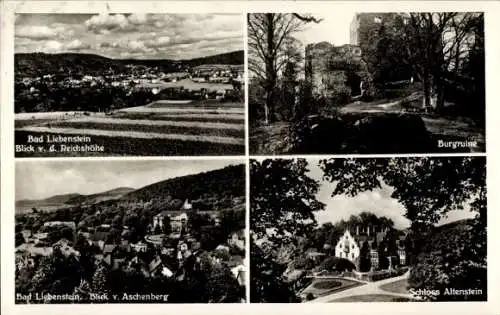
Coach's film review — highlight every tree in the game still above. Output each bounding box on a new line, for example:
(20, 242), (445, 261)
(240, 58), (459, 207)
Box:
(320, 157), (486, 298)
(91, 263), (109, 294)
(251, 158), (324, 242)
(248, 13), (321, 124)
(28, 248), (84, 301)
(205, 265), (243, 303)
(16, 232), (25, 247)
(250, 158), (324, 303)
(359, 241), (371, 272)
(250, 239), (300, 303)
(401, 13), (482, 110)
(356, 13), (413, 84)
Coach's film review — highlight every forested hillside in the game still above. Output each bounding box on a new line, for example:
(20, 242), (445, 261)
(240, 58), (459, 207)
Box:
(123, 164), (245, 210)
(15, 50), (244, 77)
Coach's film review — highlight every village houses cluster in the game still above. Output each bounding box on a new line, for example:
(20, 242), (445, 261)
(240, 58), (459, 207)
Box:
(15, 199), (246, 288)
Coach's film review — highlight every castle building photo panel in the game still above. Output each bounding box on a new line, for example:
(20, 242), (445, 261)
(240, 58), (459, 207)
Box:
(15, 159), (247, 303)
(14, 13), (245, 157)
(250, 157), (486, 303)
(248, 12), (485, 154)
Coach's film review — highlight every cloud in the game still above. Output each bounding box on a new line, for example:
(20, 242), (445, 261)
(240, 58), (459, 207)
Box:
(39, 39), (91, 52)
(66, 39), (91, 51)
(127, 40), (152, 53)
(16, 25), (63, 40)
(16, 160), (242, 201)
(128, 13), (148, 25)
(16, 14), (243, 59)
(84, 14), (134, 34)
(99, 39), (153, 53)
(42, 40), (63, 52)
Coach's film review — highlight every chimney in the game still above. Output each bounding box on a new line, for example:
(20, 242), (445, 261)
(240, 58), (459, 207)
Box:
(356, 226), (359, 236)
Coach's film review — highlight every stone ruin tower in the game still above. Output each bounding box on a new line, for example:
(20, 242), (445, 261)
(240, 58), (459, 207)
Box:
(305, 41), (374, 103)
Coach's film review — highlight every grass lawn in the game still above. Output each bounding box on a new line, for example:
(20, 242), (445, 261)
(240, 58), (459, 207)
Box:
(15, 130), (244, 157)
(313, 280), (343, 290)
(50, 121), (245, 138)
(379, 279), (410, 294)
(330, 294), (412, 302)
(250, 122), (292, 155)
(301, 278), (364, 299)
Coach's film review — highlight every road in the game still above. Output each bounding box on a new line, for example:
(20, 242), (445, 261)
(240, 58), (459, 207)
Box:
(309, 271), (414, 303)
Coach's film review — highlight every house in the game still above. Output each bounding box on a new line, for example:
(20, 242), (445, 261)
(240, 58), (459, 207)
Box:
(92, 230), (110, 243)
(306, 250), (326, 263)
(32, 232), (49, 244)
(53, 238), (80, 258)
(334, 226), (406, 270)
(129, 256), (150, 277)
(103, 244), (117, 255)
(231, 264), (246, 287)
(149, 256), (174, 278)
(228, 230), (245, 251)
(131, 241), (148, 253)
(153, 211), (189, 233)
(152, 200), (191, 233)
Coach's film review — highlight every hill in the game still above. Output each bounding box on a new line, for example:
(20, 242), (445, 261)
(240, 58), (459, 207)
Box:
(16, 187), (134, 211)
(66, 187), (135, 205)
(16, 164), (245, 214)
(16, 193), (81, 208)
(15, 50), (244, 77)
(185, 50), (244, 67)
(122, 164), (245, 210)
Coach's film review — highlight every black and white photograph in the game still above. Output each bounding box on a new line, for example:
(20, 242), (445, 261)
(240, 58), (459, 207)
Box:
(14, 13), (245, 157)
(248, 12), (485, 154)
(250, 157), (486, 302)
(15, 159), (246, 303)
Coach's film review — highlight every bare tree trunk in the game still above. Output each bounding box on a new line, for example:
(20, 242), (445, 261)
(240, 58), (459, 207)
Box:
(422, 68), (431, 110)
(435, 77), (445, 111)
(263, 98), (269, 125)
(265, 13), (276, 124)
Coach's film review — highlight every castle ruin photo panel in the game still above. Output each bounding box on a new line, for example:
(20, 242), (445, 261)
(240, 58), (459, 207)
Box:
(15, 13), (245, 157)
(248, 12), (485, 154)
(250, 157), (486, 302)
(15, 159), (247, 303)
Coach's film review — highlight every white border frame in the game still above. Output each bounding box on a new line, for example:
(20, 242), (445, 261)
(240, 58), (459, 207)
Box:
(2, 1), (499, 315)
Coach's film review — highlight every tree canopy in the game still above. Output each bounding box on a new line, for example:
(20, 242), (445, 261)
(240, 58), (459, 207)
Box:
(319, 157), (486, 299)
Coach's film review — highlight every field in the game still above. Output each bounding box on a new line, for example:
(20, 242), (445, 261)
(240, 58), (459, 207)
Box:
(378, 279), (409, 294)
(301, 278), (363, 298)
(138, 78), (233, 90)
(15, 99), (245, 157)
(330, 294), (412, 302)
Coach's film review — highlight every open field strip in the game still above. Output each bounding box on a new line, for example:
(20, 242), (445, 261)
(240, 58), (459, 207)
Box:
(48, 121), (244, 138)
(59, 116), (244, 130)
(15, 111), (87, 120)
(117, 106), (244, 115)
(129, 113), (245, 123)
(18, 126), (244, 145)
(137, 78), (233, 90)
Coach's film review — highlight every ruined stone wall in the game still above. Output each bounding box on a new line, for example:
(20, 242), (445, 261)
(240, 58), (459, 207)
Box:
(305, 41), (373, 103)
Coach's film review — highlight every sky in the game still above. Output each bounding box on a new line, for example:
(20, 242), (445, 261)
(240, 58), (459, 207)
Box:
(15, 13), (243, 59)
(16, 159), (243, 200)
(295, 11), (356, 47)
(305, 159), (475, 229)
